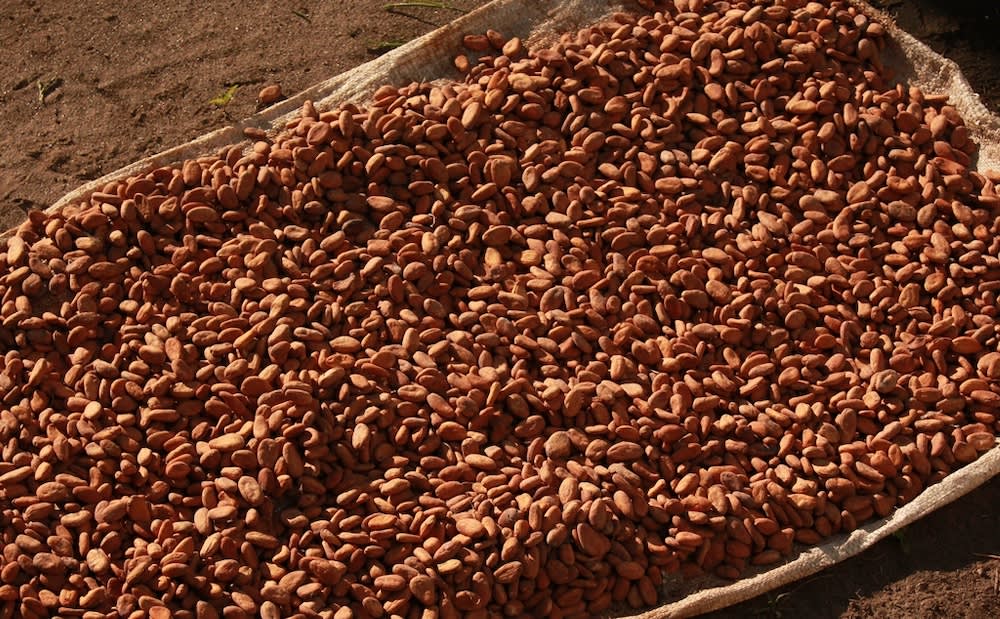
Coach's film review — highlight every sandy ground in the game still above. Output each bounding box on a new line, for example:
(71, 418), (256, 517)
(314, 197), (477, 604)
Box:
(0, 0), (998, 617)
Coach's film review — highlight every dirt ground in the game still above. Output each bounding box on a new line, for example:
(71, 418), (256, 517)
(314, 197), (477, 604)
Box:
(0, 0), (998, 617)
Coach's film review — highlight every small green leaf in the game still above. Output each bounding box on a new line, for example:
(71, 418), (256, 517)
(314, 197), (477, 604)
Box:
(892, 528), (911, 555)
(37, 77), (62, 104)
(209, 85), (239, 107)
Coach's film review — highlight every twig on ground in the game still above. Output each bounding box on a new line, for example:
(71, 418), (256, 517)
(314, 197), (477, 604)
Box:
(384, 1), (468, 13)
(367, 39), (409, 54)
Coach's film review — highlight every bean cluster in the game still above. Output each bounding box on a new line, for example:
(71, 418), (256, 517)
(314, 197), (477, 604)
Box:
(0, 1), (998, 618)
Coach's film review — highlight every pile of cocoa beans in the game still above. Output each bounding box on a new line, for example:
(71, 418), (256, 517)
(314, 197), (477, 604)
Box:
(0, 0), (998, 618)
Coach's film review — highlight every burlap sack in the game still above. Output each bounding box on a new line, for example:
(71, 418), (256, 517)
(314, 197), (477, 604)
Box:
(6, 0), (999, 616)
